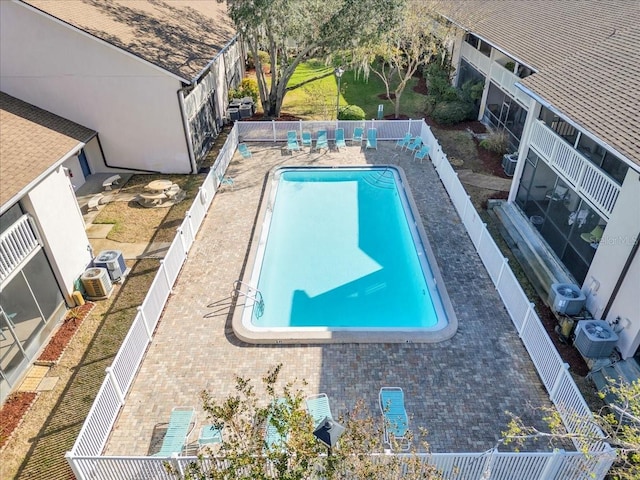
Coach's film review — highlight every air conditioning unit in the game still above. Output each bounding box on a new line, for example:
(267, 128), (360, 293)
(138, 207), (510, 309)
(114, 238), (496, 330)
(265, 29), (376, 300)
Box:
(81, 267), (113, 299)
(93, 250), (127, 282)
(574, 320), (618, 358)
(549, 283), (586, 316)
(501, 153), (518, 176)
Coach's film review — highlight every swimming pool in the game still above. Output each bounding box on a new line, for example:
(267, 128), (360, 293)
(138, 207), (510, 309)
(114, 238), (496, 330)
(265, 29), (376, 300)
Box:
(232, 166), (457, 343)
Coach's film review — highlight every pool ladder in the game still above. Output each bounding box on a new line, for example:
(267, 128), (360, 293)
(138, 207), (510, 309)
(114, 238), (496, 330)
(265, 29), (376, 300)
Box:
(231, 280), (265, 318)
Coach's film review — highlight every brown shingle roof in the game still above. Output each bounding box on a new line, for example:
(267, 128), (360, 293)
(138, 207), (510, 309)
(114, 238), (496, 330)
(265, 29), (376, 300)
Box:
(439, 0), (640, 168)
(0, 92), (95, 208)
(20, 0), (235, 82)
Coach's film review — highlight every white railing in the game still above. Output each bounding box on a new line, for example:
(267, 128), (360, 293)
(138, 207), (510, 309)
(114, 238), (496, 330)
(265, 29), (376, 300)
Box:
(66, 125), (240, 474)
(237, 119), (423, 143)
(529, 121), (621, 219)
(0, 214), (40, 282)
(460, 42), (491, 74)
(66, 120), (615, 479)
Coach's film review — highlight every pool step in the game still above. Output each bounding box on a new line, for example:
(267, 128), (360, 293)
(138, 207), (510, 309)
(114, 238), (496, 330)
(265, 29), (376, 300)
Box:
(363, 170), (396, 189)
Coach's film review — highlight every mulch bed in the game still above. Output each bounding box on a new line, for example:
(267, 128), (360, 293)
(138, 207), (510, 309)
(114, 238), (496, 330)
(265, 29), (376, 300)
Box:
(36, 302), (95, 364)
(0, 392), (37, 450)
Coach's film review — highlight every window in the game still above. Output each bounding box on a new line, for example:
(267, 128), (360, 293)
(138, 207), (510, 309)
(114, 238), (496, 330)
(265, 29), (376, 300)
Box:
(515, 149), (605, 284)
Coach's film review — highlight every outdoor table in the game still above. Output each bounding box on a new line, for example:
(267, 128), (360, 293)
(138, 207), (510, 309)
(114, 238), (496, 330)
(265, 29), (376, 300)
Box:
(146, 179), (173, 192)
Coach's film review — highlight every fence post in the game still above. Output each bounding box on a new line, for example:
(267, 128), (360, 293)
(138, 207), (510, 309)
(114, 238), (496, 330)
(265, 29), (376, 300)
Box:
(519, 302), (536, 337)
(539, 449), (565, 479)
(184, 213), (195, 248)
(408, 118), (412, 134)
(272, 120), (277, 142)
(105, 366), (125, 405)
(476, 223), (486, 247)
(550, 363), (570, 400)
(137, 307), (153, 340)
(495, 257), (509, 288)
(160, 260), (172, 292)
(65, 452), (85, 480)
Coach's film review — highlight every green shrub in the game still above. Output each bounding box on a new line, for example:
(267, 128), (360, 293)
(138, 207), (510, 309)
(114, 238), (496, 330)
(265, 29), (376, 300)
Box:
(479, 129), (509, 154)
(460, 80), (484, 103)
(338, 104), (366, 120)
(431, 101), (475, 125)
(424, 95), (438, 115)
(229, 78), (259, 103)
(246, 50), (270, 70)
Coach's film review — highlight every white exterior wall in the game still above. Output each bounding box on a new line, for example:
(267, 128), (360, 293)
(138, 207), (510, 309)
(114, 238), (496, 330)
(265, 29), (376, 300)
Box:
(21, 167), (93, 304)
(585, 168), (640, 358)
(0, 1), (191, 174)
(608, 253), (640, 359)
(62, 137), (107, 191)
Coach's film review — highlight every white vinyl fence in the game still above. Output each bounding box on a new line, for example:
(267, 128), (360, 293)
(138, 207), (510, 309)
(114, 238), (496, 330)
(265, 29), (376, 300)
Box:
(66, 120), (615, 480)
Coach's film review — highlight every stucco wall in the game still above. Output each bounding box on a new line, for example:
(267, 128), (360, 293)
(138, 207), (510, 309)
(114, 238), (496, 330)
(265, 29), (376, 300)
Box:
(0, 1), (191, 173)
(22, 167), (92, 304)
(585, 168), (640, 358)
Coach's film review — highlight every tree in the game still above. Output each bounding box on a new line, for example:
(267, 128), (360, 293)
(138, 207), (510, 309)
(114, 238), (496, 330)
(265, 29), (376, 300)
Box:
(351, 1), (454, 119)
(166, 364), (440, 479)
(226, 0), (403, 118)
(502, 379), (640, 480)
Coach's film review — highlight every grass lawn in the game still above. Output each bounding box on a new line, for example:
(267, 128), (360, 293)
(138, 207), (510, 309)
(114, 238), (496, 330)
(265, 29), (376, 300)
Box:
(253, 60), (427, 120)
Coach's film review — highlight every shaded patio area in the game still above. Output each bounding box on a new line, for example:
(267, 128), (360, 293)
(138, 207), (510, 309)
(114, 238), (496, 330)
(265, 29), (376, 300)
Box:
(104, 141), (554, 455)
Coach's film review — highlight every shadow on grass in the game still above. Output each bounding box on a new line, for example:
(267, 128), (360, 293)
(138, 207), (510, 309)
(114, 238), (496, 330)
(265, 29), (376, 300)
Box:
(15, 259), (159, 479)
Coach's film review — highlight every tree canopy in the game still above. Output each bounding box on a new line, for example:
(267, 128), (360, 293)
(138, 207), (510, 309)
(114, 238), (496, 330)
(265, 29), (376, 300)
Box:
(226, 0), (404, 118)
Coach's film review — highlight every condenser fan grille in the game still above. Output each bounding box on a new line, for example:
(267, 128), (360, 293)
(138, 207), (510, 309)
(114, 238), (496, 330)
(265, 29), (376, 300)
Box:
(584, 323), (612, 339)
(558, 287), (579, 298)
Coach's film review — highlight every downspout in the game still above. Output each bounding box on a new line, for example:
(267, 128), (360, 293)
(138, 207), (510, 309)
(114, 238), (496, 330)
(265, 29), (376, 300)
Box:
(602, 233), (640, 318)
(177, 87), (198, 174)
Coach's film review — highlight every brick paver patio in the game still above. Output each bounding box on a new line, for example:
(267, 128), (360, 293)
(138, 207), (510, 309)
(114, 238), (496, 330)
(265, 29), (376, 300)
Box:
(105, 141), (552, 455)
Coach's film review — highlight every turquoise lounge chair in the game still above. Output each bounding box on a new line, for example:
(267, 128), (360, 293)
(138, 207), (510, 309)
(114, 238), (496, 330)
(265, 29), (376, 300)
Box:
(405, 136), (422, 153)
(217, 173), (234, 191)
(379, 387), (410, 451)
(315, 130), (329, 151)
(301, 130), (312, 148)
(351, 127), (364, 145)
(154, 407), (196, 457)
(238, 143), (252, 158)
(395, 133), (412, 150)
(334, 128), (346, 150)
(306, 393), (333, 428)
(287, 131), (301, 153)
(366, 128), (378, 150)
(414, 145), (431, 163)
(265, 398), (289, 451)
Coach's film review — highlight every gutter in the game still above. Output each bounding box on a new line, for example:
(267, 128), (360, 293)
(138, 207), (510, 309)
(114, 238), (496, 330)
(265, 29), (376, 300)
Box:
(190, 35), (239, 85)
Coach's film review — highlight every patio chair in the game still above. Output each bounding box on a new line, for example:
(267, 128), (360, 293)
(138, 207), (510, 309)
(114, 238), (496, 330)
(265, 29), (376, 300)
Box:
(238, 143), (252, 158)
(287, 131), (301, 153)
(217, 173), (235, 191)
(315, 130), (329, 152)
(351, 127), (364, 145)
(379, 387), (410, 451)
(405, 137), (422, 153)
(366, 128), (378, 150)
(265, 398), (289, 450)
(580, 225), (604, 246)
(301, 130), (313, 148)
(154, 407), (197, 457)
(334, 128), (346, 150)
(306, 393), (333, 428)
(414, 145), (431, 163)
(395, 133), (412, 150)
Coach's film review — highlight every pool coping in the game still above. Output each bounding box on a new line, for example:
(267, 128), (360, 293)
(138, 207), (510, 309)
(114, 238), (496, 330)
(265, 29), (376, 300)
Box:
(231, 165), (458, 344)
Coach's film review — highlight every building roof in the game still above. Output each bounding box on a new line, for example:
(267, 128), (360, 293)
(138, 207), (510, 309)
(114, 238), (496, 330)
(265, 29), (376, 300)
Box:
(439, 0), (640, 168)
(0, 92), (96, 208)
(19, 0), (235, 82)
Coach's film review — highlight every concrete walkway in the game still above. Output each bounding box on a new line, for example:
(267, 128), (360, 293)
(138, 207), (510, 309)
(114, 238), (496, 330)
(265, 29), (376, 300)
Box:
(104, 142), (556, 455)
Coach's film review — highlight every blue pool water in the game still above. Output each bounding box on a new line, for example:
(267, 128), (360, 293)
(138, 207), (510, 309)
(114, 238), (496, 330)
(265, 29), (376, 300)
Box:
(247, 167), (446, 330)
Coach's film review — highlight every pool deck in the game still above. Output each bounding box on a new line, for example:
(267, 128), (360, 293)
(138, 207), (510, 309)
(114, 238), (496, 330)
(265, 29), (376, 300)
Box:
(105, 141), (553, 455)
